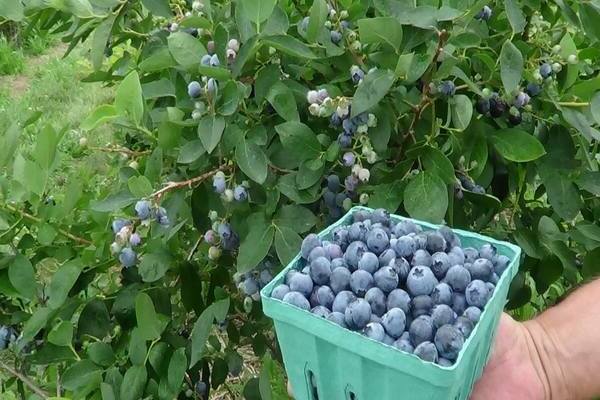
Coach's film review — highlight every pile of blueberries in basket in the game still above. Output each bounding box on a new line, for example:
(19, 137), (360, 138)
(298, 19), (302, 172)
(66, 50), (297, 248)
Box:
(270, 209), (510, 366)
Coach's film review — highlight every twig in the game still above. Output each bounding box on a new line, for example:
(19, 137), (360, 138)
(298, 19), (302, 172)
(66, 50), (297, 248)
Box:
(0, 360), (50, 399)
(89, 146), (151, 157)
(268, 163), (294, 174)
(149, 165), (232, 200)
(2, 204), (92, 245)
(557, 101), (589, 107)
(187, 237), (204, 261)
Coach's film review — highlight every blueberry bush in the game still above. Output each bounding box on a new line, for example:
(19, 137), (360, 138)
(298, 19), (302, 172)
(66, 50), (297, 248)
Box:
(1, 0), (600, 398)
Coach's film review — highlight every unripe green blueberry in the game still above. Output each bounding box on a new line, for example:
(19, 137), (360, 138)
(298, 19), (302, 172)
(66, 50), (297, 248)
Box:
(340, 10), (349, 19)
(79, 137), (88, 147)
(552, 44), (561, 54)
(128, 160), (139, 170)
(185, 389), (193, 397)
(227, 38), (240, 52)
(367, 113), (377, 127)
(192, 109), (202, 120)
(325, 20), (332, 29)
(207, 40), (215, 55)
(350, 41), (362, 52)
(567, 54), (578, 64)
(347, 30), (357, 42)
(359, 193), (369, 204)
(110, 242), (121, 255)
(532, 70), (543, 83)
(243, 296), (253, 313)
(208, 210), (219, 221)
(552, 62), (562, 73)
(215, 171), (225, 179)
(223, 189), (234, 202)
(358, 168), (370, 182)
(268, 46), (276, 55)
(208, 246), (221, 260)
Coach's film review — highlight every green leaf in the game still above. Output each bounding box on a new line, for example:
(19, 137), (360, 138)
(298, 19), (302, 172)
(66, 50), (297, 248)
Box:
(0, 0), (24, 20)
(307, 0), (328, 42)
(128, 328), (147, 366)
(20, 307), (53, 347)
(78, 300), (111, 339)
(120, 365), (148, 400)
(499, 40), (523, 95)
(297, 159), (324, 189)
(422, 147), (455, 185)
(404, 171), (448, 223)
(190, 299), (230, 366)
(81, 105), (118, 130)
(274, 226), (302, 266)
(277, 173), (321, 204)
(87, 342), (115, 367)
(197, 65), (232, 80)
(451, 94), (473, 131)
(237, 222), (275, 273)
(366, 181), (404, 212)
(91, 15), (116, 70)
(275, 122), (321, 161)
(128, 175), (153, 198)
(504, 0), (526, 34)
(91, 191), (137, 212)
(0, 122), (21, 168)
(560, 108), (600, 142)
(591, 92), (600, 125)
(262, 35), (317, 59)
(198, 115), (225, 154)
(9, 253), (36, 299)
(62, 360), (102, 392)
(580, 3), (600, 42)
(576, 171), (600, 195)
(138, 251), (172, 282)
(168, 31), (207, 68)
(48, 321), (73, 347)
(13, 154), (46, 196)
(239, 0), (277, 25)
(115, 71), (144, 125)
(490, 128), (546, 162)
(351, 69), (396, 117)
(168, 348), (187, 391)
(274, 205), (317, 233)
(235, 140), (269, 184)
(135, 292), (163, 340)
(143, 79), (176, 99)
(266, 82), (299, 121)
(357, 17), (403, 52)
(539, 164), (582, 220)
(48, 259), (82, 309)
(219, 81), (243, 116)
(140, 0), (172, 17)
(178, 140), (206, 164)
(583, 247), (600, 278)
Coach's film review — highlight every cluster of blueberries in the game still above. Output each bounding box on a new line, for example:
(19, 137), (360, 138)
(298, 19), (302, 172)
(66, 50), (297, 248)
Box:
(212, 172), (248, 203)
(234, 259), (275, 311)
(110, 200), (169, 268)
(203, 210), (239, 261)
(0, 325), (17, 350)
(300, 6), (354, 49)
(475, 84), (540, 126)
(454, 173), (485, 199)
(270, 209), (510, 365)
(322, 173), (369, 222)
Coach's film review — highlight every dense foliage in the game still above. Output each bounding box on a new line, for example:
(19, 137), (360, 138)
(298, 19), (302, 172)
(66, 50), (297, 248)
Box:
(1, 0), (600, 398)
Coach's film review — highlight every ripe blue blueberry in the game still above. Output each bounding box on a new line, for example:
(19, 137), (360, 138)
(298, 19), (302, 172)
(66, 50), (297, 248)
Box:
(327, 174), (340, 192)
(463, 247), (479, 263)
(476, 97), (490, 114)
(365, 287), (387, 317)
(135, 200), (152, 220)
(308, 246), (327, 262)
(345, 299), (372, 330)
(370, 314), (382, 324)
(381, 308), (406, 339)
(432, 282), (453, 306)
(283, 291), (311, 310)
(539, 63), (553, 78)
(332, 290), (357, 313)
(451, 292), (467, 315)
(411, 295), (433, 318)
(358, 252), (379, 274)
(434, 324), (464, 360)
(129, 233), (141, 247)
(426, 232), (446, 253)
(314, 285), (335, 309)
(445, 265), (471, 292)
(393, 235), (416, 258)
(209, 54), (220, 67)
(378, 248), (396, 267)
(301, 234), (322, 259)
(112, 219), (130, 234)
(411, 249), (432, 267)
(188, 81), (202, 98)
(430, 252), (451, 280)
(351, 66), (365, 84)
(327, 311), (347, 327)
(242, 277), (260, 295)
(475, 5), (493, 21)
(438, 358), (454, 367)
(382, 334), (395, 345)
(364, 322), (386, 342)
(479, 243), (497, 260)
(324, 243), (343, 259)
(468, 258), (493, 281)
(289, 273), (314, 297)
(272, 284), (290, 300)
(448, 246), (465, 266)
(493, 254), (510, 276)
(438, 226), (460, 249)
(233, 185), (248, 202)
(386, 288), (411, 314)
(431, 304), (457, 328)
(331, 112), (342, 127)
(338, 133), (352, 148)
(374, 266), (399, 293)
(344, 241), (367, 270)
(414, 341), (439, 363)
(212, 176), (226, 194)
(407, 266), (438, 296)
(310, 256), (332, 285)
(330, 266), (351, 294)
(119, 248), (137, 268)
(200, 54), (212, 66)
(350, 269), (374, 297)
(526, 82), (542, 97)
(391, 257), (411, 283)
(393, 220), (420, 236)
(311, 305), (331, 318)
(206, 78), (218, 95)
(342, 118), (356, 135)
(465, 279), (490, 308)
(438, 81), (456, 96)
(195, 381), (208, 398)
(366, 228), (389, 255)
(409, 315), (435, 346)
(332, 227), (349, 247)
(330, 30), (342, 44)
(393, 337), (414, 353)
(489, 94), (507, 118)
(463, 306), (482, 323)
(454, 316), (474, 338)
(342, 152), (355, 166)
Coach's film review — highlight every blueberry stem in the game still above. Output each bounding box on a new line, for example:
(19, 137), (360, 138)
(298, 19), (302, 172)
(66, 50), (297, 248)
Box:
(150, 164), (233, 200)
(0, 360), (50, 399)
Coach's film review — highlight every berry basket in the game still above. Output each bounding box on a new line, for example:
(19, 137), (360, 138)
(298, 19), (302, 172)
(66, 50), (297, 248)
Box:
(260, 206), (521, 400)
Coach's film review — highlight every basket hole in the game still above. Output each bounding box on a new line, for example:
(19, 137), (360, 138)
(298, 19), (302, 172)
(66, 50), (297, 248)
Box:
(347, 391), (357, 400)
(306, 369), (319, 400)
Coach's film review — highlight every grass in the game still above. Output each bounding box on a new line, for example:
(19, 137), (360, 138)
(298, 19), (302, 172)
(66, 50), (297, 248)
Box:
(0, 37), (25, 75)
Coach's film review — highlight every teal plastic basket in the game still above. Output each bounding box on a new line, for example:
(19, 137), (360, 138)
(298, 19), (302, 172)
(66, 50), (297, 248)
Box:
(261, 206), (521, 400)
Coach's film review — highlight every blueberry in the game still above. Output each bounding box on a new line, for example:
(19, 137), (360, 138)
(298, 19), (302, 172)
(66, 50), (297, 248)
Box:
(414, 341), (438, 363)
(213, 176), (226, 193)
(327, 311), (347, 328)
(352, 210), (372, 222)
(493, 254), (510, 276)
(445, 265), (471, 292)
(350, 269), (374, 297)
(289, 273), (314, 297)
(386, 288), (411, 314)
(332, 290), (356, 313)
(366, 228), (389, 255)
(394, 235), (416, 258)
(448, 246), (465, 266)
(218, 223), (233, 240)
(539, 63), (552, 78)
(431, 252), (451, 280)
(370, 209), (391, 226)
(242, 278), (260, 295)
(370, 314), (382, 324)
(508, 111), (522, 126)
(489, 95), (507, 118)
(437, 226), (460, 249)
(338, 133), (352, 148)
(438, 81), (456, 97)
(119, 248), (137, 268)
(358, 252), (379, 274)
(463, 247), (479, 263)
(479, 243), (496, 261)
(310, 256), (332, 285)
(463, 306), (482, 323)
(129, 233), (141, 247)
(135, 200), (153, 220)
(407, 266), (438, 296)
(365, 287), (387, 317)
(394, 220), (420, 236)
(301, 234), (322, 259)
(468, 258), (493, 281)
(259, 269), (273, 286)
(454, 316), (474, 338)
(426, 232), (446, 253)
(411, 295), (433, 318)
(465, 280), (490, 308)
(409, 315), (434, 346)
(411, 249), (432, 267)
(431, 304), (457, 328)
(332, 227), (349, 247)
(311, 305), (331, 318)
(381, 308), (406, 339)
(155, 207), (169, 226)
(112, 219), (130, 234)
(188, 81), (202, 98)
(327, 175), (340, 193)
(476, 97), (490, 114)
(391, 257), (411, 283)
(345, 299), (372, 330)
(513, 91), (530, 108)
(344, 241), (367, 270)
(382, 334), (395, 345)
(342, 152), (355, 166)
(200, 54), (212, 66)
(351, 68), (365, 84)
(272, 284), (290, 300)
(432, 282), (453, 306)
(475, 5), (493, 21)
(195, 381), (208, 398)
(526, 82), (542, 97)
(434, 324), (464, 360)
(308, 246), (328, 262)
(393, 338), (414, 353)
(374, 266), (399, 293)
(490, 273), (499, 284)
(285, 270), (299, 285)
(437, 358), (454, 367)
(330, 267), (351, 294)
(343, 118), (356, 135)
(283, 291), (311, 310)
(314, 285), (335, 309)
(364, 322), (386, 342)
(378, 248), (396, 267)
(331, 113), (343, 127)
(324, 243), (343, 259)
(209, 54), (220, 67)
(451, 292), (467, 315)
(344, 174), (359, 192)
(233, 185), (248, 201)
